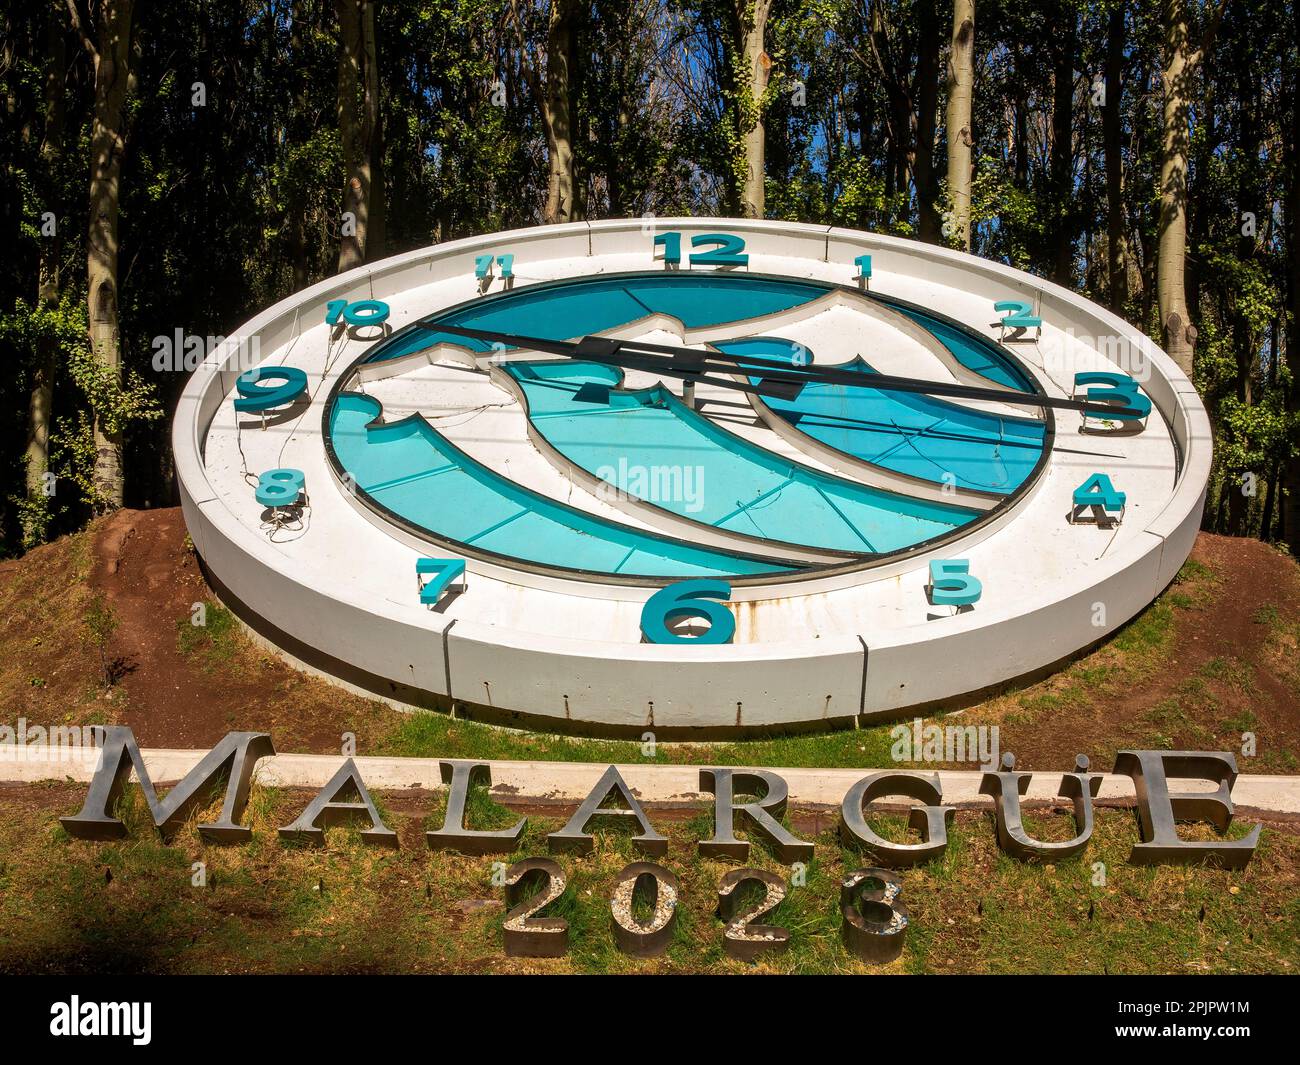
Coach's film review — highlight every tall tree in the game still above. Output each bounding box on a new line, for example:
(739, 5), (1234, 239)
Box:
(1103, 3), (1132, 310)
(1156, 0), (1221, 376)
(945, 0), (975, 251)
(914, 0), (942, 243)
(1283, 1), (1300, 550)
(336, 0), (384, 271)
(69, 0), (135, 511)
(1049, 0), (1078, 285)
(25, 7), (68, 540)
(541, 0), (580, 223)
(509, 0), (582, 224)
(731, 0), (773, 218)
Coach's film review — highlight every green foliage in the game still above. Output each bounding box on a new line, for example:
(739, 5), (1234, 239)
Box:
(0, 295), (88, 393)
(58, 347), (162, 513)
(0, 0), (1294, 552)
(66, 347), (161, 441)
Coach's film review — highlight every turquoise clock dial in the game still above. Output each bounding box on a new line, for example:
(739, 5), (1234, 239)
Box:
(324, 270), (1047, 580)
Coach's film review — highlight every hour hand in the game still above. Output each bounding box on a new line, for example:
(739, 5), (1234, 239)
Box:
(422, 323), (793, 399)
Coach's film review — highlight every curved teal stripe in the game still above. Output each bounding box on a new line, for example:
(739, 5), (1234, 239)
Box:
(329, 392), (795, 578)
(506, 360), (978, 554)
(365, 273), (831, 363)
(888, 303), (1034, 391)
(717, 337), (1046, 496)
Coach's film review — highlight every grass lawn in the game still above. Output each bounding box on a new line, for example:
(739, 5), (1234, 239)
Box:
(0, 782), (1294, 975)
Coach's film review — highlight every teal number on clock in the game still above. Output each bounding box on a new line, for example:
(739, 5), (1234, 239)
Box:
(928, 560), (981, 607)
(234, 366), (308, 412)
(653, 232), (682, 265)
(651, 232), (747, 268)
(417, 558), (466, 606)
(1074, 371), (1151, 422)
(325, 298), (390, 327)
(689, 233), (748, 267)
(474, 254), (514, 280)
(640, 579), (735, 645)
(1073, 473), (1126, 513)
(994, 300), (1041, 330)
(255, 467), (305, 507)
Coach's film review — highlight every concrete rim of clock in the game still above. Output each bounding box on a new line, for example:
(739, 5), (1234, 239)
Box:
(172, 218), (1209, 736)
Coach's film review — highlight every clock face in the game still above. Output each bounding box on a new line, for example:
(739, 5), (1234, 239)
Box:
(175, 219), (1208, 733)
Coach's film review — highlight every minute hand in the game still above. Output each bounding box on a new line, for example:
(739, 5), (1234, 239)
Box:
(421, 322), (1141, 419)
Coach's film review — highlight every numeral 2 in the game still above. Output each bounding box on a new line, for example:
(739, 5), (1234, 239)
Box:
(715, 868), (789, 962)
(502, 857), (568, 958)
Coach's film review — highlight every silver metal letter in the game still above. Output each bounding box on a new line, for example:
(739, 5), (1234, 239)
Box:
(278, 759), (398, 848)
(698, 768), (813, 864)
(59, 727), (274, 843)
(1113, 750), (1260, 868)
(547, 764), (667, 857)
(979, 753), (1101, 861)
(426, 760), (525, 854)
(839, 771), (954, 867)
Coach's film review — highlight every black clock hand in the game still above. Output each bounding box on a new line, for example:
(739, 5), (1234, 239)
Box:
(413, 321), (806, 401)
(418, 321), (1142, 419)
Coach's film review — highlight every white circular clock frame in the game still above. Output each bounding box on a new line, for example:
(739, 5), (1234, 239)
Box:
(173, 218), (1209, 735)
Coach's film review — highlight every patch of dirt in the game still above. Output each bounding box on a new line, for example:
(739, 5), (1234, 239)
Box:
(85, 509), (400, 751)
(0, 529), (104, 724)
(965, 533), (1300, 772)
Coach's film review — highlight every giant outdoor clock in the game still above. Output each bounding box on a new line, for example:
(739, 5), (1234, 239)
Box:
(174, 219), (1208, 733)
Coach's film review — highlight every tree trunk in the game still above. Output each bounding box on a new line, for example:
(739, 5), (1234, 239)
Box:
(1156, 0), (1202, 378)
(945, 0), (975, 251)
(1284, 5), (1300, 552)
(1260, 462), (1278, 542)
(25, 7), (66, 542)
(1103, 5), (1132, 311)
(86, 0), (134, 513)
(1049, 4), (1077, 286)
(1012, 88), (1028, 188)
(733, 0), (772, 219)
(914, 0), (941, 242)
(542, 0), (579, 224)
(1230, 52), (1259, 415)
(362, 0), (384, 257)
(335, 0), (382, 270)
(287, 0), (310, 289)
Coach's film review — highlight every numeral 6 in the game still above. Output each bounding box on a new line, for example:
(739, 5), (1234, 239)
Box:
(640, 579), (735, 645)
